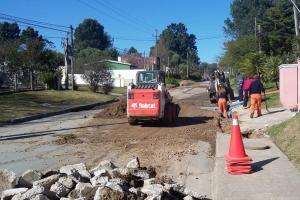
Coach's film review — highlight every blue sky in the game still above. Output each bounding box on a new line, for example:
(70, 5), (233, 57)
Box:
(0, 0), (232, 63)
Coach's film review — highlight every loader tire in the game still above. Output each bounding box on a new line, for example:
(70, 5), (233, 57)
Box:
(171, 104), (177, 123)
(164, 104), (173, 125)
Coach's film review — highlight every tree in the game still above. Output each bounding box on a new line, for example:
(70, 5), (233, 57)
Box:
(0, 22), (20, 41)
(261, 0), (295, 56)
(220, 35), (257, 70)
(224, 0), (273, 38)
(81, 62), (112, 93)
(21, 27), (48, 90)
(74, 19), (111, 51)
(152, 23), (198, 63)
(238, 52), (266, 76)
(39, 50), (64, 89)
(261, 55), (283, 88)
(150, 23), (200, 78)
(0, 40), (23, 91)
(76, 47), (113, 74)
(76, 48), (113, 93)
(127, 47), (138, 54)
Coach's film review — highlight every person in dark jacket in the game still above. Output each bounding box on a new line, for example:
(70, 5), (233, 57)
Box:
(236, 73), (244, 101)
(242, 76), (254, 108)
(249, 75), (265, 118)
(217, 84), (228, 118)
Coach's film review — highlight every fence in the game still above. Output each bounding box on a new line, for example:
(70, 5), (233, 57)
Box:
(0, 67), (46, 93)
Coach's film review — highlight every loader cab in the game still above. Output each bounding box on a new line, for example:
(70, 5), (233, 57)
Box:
(136, 70), (165, 85)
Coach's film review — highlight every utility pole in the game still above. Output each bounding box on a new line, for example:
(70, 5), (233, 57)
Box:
(167, 55), (170, 73)
(63, 36), (69, 90)
(254, 17), (262, 54)
(289, 0), (300, 52)
(258, 24), (262, 54)
(186, 50), (189, 79)
(254, 17), (257, 40)
(143, 51), (146, 69)
(294, 5), (300, 52)
(154, 29), (160, 70)
(70, 25), (75, 90)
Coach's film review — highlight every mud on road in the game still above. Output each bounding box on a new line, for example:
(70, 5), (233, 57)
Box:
(62, 91), (221, 176)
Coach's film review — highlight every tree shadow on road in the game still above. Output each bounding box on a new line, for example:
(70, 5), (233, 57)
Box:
(140, 116), (214, 128)
(262, 109), (285, 116)
(176, 116), (214, 127)
(252, 157), (279, 173)
(0, 122), (127, 141)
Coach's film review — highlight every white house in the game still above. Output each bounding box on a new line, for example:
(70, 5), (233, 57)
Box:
(61, 60), (145, 88)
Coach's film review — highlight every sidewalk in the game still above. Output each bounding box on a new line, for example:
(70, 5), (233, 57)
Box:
(213, 107), (300, 200)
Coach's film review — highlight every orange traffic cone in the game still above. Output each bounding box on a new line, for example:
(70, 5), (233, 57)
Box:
(225, 114), (252, 175)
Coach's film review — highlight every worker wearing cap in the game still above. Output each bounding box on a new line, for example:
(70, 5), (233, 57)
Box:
(249, 75), (265, 118)
(217, 84), (228, 118)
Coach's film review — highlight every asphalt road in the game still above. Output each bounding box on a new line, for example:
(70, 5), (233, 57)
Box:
(0, 109), (100, 174)
(0, 83), (214, 198)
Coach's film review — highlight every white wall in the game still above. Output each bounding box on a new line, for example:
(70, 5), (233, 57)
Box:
(61, 67), (145, 88)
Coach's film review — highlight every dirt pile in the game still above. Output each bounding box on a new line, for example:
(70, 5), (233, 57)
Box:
(94, 96), (127, 119)
(53, 134), (82, 145)
(0, 159), (208, 200)
(180, 80), (195, 87)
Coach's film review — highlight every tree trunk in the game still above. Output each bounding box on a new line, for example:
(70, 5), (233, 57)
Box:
(29, 69), (34, 91)
(14, 73), (18, 92)
(275, 81), (279, 90)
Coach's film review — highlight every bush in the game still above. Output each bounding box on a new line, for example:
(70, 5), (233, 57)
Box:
(81, 62), (112, 93)
(39, 70), (62, 90)
(166, 76), (180, 87)
(102, 83), (113, 94)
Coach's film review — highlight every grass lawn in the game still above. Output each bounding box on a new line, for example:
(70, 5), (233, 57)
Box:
(111, 87), (127, 95)
(264, 91), (281, 108)
(0, 90), (114, 122)
(268, 113), (300, 170)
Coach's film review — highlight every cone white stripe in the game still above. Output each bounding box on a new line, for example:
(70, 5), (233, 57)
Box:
(232, 119), (239, 126)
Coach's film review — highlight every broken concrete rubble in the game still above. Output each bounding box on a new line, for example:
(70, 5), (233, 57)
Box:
(19, 170), (42, 188)
(0, 158), (206, 200)
(0, 169), (18, 193)
(126, 157), (140, 169)
(1, 188), (28, 200)
(59, 163), (91, 179)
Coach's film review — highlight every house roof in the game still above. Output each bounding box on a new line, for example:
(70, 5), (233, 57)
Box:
(105, 60), (136, 70)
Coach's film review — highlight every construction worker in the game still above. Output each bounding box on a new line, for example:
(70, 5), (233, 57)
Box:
(249, 75), (265, 118)
(217, 84), (228, 118)
(242, 76), (254, 109)
(236, 73), (244, 102)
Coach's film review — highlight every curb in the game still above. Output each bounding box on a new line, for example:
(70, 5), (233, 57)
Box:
(0, 99), (117, 126)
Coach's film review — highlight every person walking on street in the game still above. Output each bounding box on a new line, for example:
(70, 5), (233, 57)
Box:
(249, 75), (265, 118)
(217, 84), (228, 118)
(242, 76), (253, 109)
(236, 73), (244, 101)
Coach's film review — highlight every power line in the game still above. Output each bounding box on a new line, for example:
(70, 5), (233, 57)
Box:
(114, 37), (154, 42)
(0, 12), (69, 29)
(93, 0), (154, 32)
(102, 0), (155, 30)
(197, 36), (224, 41)
(76, 0), (151, 35)
(0, 16), (69, 33)
(113, 35), (224, 42)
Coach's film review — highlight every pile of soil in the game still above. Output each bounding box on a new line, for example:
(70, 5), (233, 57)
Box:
(179, 80), (195, 87)
(53, 134), (82, 145)
(94, 96), (127, 119)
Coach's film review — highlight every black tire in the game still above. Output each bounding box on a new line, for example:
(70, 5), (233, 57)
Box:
(128, 117), (137, 125)
(163, 104), (173, 124)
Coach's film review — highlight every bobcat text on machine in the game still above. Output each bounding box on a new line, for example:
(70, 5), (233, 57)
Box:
(126, 70), (180, 125)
